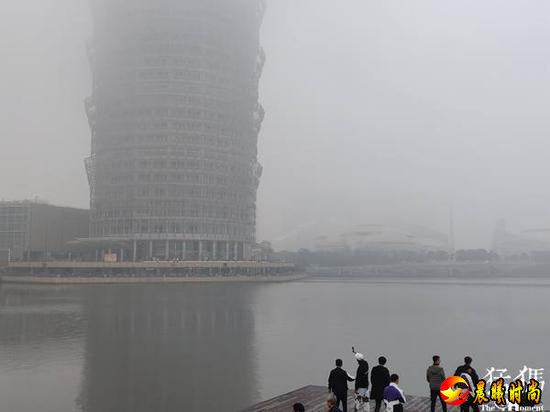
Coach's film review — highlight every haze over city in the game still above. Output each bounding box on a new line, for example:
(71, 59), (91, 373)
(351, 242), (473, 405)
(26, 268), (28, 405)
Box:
(1, 2), (549, 412)
(1, 0), (550, 249)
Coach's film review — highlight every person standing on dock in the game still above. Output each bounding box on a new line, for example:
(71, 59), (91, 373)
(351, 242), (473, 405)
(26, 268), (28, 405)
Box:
(354, 353), (369, 410)
(454, 356), (481, 412)
(383, 374), (406, 412)
(427, 355), (447, 412)
(328, 358), (354, 412)
(458, 368), (479, 412)
(454, 356), (479, 383)
(370, 356), (391, 412)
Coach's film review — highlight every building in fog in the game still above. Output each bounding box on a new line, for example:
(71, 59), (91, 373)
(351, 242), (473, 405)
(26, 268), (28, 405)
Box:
(315, 224), (450, 253)
(85, 0), (265, 261)
(0, 200), (89, 261)
(493, 220), (550, 260)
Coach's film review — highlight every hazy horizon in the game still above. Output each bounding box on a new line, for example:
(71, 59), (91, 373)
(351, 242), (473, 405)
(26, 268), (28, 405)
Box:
(2, 0), (550, 249)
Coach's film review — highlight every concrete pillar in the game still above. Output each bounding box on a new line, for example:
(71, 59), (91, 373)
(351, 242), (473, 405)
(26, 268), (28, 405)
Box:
(95, 249), (99, 262)
(243, 243), (251, 261)
(165, 239), (169, 261)
(132, 240), (137, 262)
(234, 242), (238, 261)
(198, 240), (203, 261)
(182, 241), (186, 260)
(120, 248), (124, 262)
(148, 241), (153, 260)
(212, 241), (217, 261)
(225, 242), (230, 261)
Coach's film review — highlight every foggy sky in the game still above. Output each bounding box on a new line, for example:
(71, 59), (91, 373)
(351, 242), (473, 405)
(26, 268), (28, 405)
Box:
(1, 0), (550, 249)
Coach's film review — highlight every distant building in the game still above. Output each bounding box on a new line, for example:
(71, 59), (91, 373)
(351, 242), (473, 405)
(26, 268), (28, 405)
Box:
(0, 201), (89, 261)
(313, 235), (348, 253)
(315, 224), (450, 253)
(251, 241), (274, 262)
(493, 220), (550, 260)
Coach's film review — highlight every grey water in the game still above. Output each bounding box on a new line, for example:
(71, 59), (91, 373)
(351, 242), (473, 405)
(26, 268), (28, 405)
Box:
(0, 277), (548, 412)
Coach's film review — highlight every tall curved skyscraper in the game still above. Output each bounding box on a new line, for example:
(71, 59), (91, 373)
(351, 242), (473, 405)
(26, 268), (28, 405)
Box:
(85, 0), (265, 261)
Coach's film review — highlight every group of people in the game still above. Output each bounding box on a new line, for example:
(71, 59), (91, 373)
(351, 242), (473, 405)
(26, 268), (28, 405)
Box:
(427, 355), (480, 412)
(290, 353), (481, 412)
(325, 354), (401, 412)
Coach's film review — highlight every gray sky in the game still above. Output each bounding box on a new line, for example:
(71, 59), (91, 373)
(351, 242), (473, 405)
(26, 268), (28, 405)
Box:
(1, 0), (550, 249)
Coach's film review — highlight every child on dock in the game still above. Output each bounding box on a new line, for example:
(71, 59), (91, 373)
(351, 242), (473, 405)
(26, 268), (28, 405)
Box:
(383, 373), (406, 412)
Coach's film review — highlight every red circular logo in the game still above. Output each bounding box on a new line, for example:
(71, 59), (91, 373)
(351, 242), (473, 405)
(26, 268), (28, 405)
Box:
(440, 376), (470, 405)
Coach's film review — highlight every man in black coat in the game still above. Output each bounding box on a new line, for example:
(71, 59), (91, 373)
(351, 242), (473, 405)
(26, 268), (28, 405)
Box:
(370, 356), (391, 412)
(328, 358), (355, 412)
(454, 356), (479, 383)
(455, 357), (480, 412)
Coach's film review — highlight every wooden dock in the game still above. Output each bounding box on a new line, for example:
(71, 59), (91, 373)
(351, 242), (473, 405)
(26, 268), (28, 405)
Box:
(243, 385), (461, 412)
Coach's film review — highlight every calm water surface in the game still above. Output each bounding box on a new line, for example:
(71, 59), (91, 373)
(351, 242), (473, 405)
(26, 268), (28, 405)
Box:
(0, 277), (549, 411)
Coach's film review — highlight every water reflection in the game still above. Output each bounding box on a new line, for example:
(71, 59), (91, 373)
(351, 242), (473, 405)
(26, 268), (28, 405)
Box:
(0, 284), (84, 412)
(0, 284), (84, 366)
(0, 283), (260, 412)
(2, 278), (547, 411)
(77, 284), (259, 412)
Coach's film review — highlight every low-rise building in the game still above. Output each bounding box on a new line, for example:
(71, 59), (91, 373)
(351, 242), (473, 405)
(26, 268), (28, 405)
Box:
(0, 200), (89, 261)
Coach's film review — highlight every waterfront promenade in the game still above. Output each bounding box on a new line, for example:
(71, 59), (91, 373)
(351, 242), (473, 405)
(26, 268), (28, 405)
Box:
(0, 261), (301, 284)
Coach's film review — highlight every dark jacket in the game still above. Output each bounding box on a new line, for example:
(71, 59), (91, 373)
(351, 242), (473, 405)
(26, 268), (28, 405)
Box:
(328, 406), (343, 412)
(454, 364), (479, 384)
(370, 364), (390, 399)
(427, 364), (446, 390)
(328, 367), (354, 395)
(355, 359), (369, 390)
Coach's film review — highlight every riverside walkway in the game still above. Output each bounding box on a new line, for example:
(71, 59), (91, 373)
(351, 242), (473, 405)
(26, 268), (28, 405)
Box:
(0, 261), (301, 284)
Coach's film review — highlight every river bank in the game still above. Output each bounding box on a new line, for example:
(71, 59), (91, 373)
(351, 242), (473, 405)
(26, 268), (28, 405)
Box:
(0, 273), (307, 284)
(310, 261), (550, 278)
(0, 260), (302, 284)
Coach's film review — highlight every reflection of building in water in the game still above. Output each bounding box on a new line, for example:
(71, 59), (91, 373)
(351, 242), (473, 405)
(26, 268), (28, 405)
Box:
(0, 285), (85, 369)
(493, 220), (550, 260)
(0, 200), (89, 261)
(85, 0), (266, 261)
(0, 286), (85, 412)
(78, 285), (259, 412)
(315, 224), (450, 253)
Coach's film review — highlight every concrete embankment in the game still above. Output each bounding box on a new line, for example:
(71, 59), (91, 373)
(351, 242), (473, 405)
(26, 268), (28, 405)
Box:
(0, 260), (304, 284)
(0, 273), (307, 285)
(310, 262), (550, 278)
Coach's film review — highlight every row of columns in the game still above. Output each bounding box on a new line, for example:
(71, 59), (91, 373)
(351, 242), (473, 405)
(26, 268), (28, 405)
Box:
(96, 241), (250, 262)
(126, 240), (245, 261)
